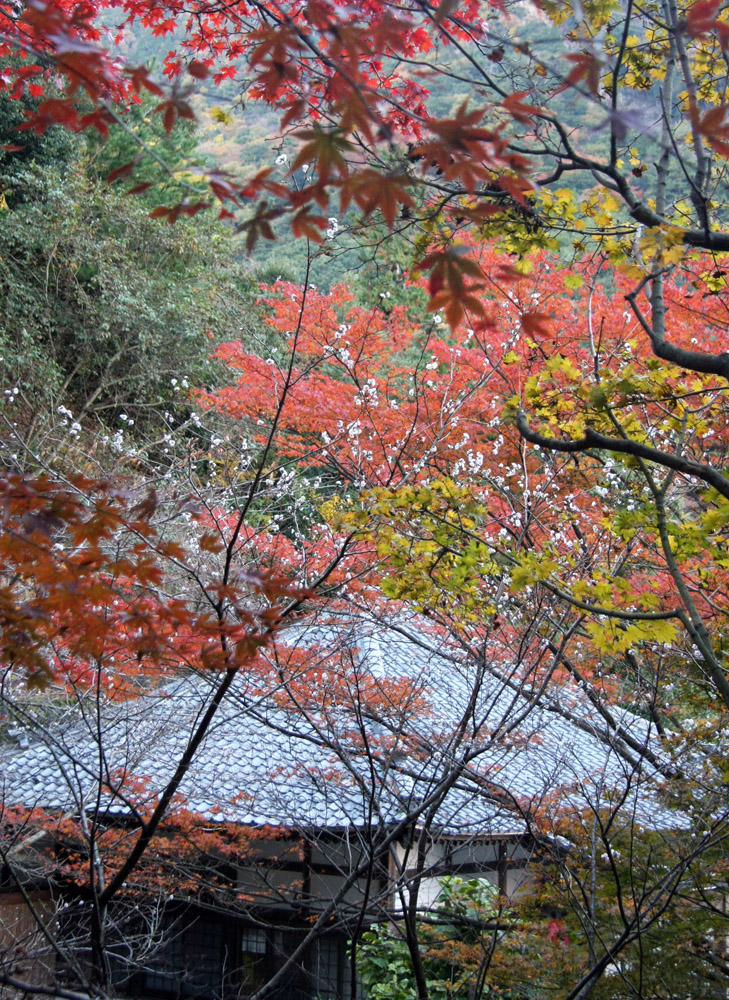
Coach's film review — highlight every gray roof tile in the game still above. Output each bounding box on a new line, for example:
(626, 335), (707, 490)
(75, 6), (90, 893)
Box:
(1, 617), (676, 836)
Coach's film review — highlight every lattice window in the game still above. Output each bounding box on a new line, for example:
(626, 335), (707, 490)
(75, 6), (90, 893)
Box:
(142, 912), (223, 998)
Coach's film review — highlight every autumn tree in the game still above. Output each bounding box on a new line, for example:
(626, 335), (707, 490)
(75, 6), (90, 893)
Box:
(194, 245), (729, 997)
(3, 0), (729, 997)
(4, 244), (717, 1000)
(0, 292), (360, 998)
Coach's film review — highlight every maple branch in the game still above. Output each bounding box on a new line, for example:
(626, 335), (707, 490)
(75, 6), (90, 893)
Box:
(600, 410), (729, 716)
(366, 616), (678, 780)
(534, 115), (729, 252)
(666, 0), (712, 235)
(0, 845), (86, 987)
(539, 639), (680, 779)
(97, 664), (238, 905)
(609, 0), (635, 169)
(411, 0), (509, 100)
(626, 274), (729, 381)
(515, 409), (729, 501)
(563, 826), (729, 1000)
(653, 507), (729, 713)
(655, 19), (678, 220)
(96, 97), (209, 199)
(0, 973), (98, 1000)
(607, 163), (729, 251)
(537, 584), (681, 623)
(246, 0), (402, 133)
(413, 503), (683, 623)
(220, 256), (311, 591)
(249, 732), (527, 1000)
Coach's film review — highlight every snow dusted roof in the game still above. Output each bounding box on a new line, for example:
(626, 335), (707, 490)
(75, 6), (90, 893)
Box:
(1, 616), (676, 838)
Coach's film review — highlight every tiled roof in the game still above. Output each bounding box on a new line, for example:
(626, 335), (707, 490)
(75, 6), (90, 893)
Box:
(1, 617), (676, 837)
